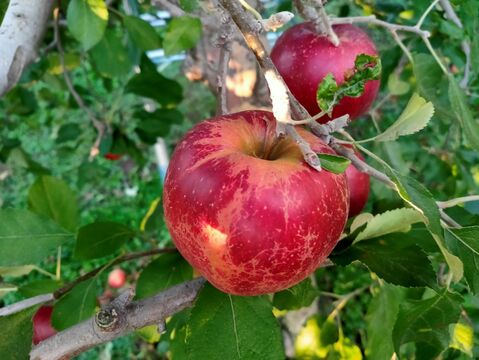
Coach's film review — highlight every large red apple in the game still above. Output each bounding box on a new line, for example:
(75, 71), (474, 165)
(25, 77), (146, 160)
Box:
(345, 150), (370, 217)
(32, 306), (57, 345)
(271, 23), (380, 123)
(163, 110), (349, 295)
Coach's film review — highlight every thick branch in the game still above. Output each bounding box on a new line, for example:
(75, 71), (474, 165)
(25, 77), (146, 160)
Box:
(0, 0), (55, 96)
(30, 278), (206, 360)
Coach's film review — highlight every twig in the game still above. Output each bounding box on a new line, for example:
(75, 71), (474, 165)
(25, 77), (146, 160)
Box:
(438, 195), (479, 209)
(439, 0), (471, 88)
(151, 0), (185, 17)
(0, 248), (177, 317)
(329, 15), (431, 37)
(0, 294), (54, 317)
(260, 12), (294, 32)
(416, 0), (440, 29)
(285, 125), (322, 171)
(53, 8), (106, 160)
(30, 278), (206, 360)
(215, 12), (233, 116)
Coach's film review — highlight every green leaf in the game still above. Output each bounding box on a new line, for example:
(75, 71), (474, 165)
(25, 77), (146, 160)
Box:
(412, 53), (453, 121)
(67, 0), (108, 50)
(52, 279), (97, 330)
(135, 109), (184, 144)
(387, 73), (410, 96)
(332, 233), (437, 288)
(316, 54), (381, 114)
(163, 16), (202, 55)
(0, 306), (38, 360)
(186, 283), (284, 360)
(355, 208), (423, 242)
(90, 30), (132, 78)
(363, 93), (434, 143)
(19, 280), (63, 298)
(273, 278), (319, 310)
(448, 77), (479, 153)
(136, 252), (193, 300)
(28, 176), (79, 232)
(74, 221), (135, 260)
(46, 53), (81, 75)
(445, 227), (479, 294)
(0, 209), (74, 266)
(126, 55), (183, 107)
(295, 316), (338, 358)
(124, 16), (162, 51)
(0, 265), (36, 277)
(393, 291), (463, 356)
(56, 123), (81, 144)
(317, 154), (351, 174)
(366, 284), (405, 360)
(450, 322), (473, 357)
(391, 172), (464, 282)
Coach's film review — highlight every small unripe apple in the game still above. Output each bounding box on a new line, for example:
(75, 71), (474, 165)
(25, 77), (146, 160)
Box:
(32, 306), (56, 345)
(104, 153), (122, 161)
(345, 151), (370, 217)
(271, 23), (380, 122)
(108, 268), (126, 288)
(164, 110), (349, 295)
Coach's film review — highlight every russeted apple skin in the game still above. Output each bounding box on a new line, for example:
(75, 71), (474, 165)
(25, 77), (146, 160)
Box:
(345, 150), (370, 217)
(271, 23), (380, 123)
(32, 306), (57, 345)
(163, 110), (349, 295)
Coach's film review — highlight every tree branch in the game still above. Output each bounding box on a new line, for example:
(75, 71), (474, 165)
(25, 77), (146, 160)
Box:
(53, 8), (106, 160)
(215, 12), (233, 115)
(0, 0), (55, 97)
(439, 0), (471, 88)
(151, 0), (185, 17)
(30, 278), (206, 360)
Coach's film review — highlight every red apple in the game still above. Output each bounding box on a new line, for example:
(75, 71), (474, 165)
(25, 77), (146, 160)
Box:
(271, 23), (380, 123)
(104, 153), (122, 161)
(32, 306), (56, 345)
(163, 110), (349, 295)
(345, 150), (370, 217)
(108, 268), (126, 288)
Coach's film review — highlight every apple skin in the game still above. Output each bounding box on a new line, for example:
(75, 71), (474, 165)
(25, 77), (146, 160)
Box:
(163, 110), (349, 295)
(32, 306), (57, 345)
(345, 150), (370, 217)
(271, 23), (380, 123)
(108, 268), (127, 288)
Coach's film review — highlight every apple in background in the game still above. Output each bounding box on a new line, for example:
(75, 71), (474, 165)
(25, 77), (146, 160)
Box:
(345, 150), (370, 217)
(271, 23), (380, 123)
(104, 153), (122, 161)
(32, 306), (57, 345)
(108, 268), (126, 288)
(163, 110), (349, 295)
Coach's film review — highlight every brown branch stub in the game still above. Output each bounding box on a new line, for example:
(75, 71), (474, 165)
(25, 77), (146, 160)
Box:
(30, 277), (206, 360)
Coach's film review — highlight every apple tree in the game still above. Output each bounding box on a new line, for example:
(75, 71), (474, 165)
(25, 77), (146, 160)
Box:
(1, 0), (479, 359)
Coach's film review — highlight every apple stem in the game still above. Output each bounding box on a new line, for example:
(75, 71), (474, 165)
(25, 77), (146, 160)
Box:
(313, 0), (340, 46)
